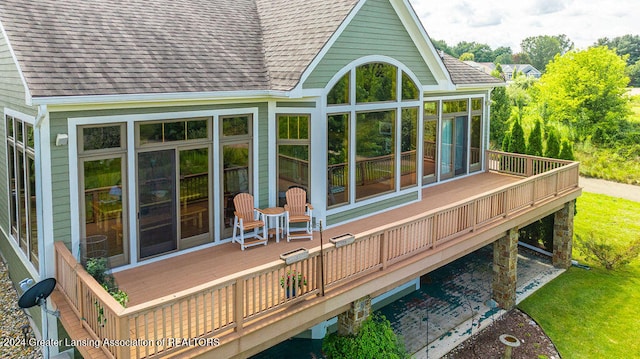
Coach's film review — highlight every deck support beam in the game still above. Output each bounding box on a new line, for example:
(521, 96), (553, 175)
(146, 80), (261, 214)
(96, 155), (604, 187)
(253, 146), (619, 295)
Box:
(337, 295), (372, 336)
(552, 200), (574, 269)
(492, 227), (518, 310)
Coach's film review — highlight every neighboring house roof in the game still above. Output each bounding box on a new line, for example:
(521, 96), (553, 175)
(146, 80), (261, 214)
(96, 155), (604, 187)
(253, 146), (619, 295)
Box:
(441, 54), (503, 86)
(0, 0), (500, 99)
(503, 64), (542, 77)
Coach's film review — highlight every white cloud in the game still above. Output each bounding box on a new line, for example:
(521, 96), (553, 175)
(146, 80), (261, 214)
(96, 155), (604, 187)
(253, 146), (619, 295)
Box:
(410, 0), (640, 52)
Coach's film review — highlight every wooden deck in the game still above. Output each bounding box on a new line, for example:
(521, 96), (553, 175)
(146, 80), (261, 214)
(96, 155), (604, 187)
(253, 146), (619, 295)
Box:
(114, 172), (520, 306)
(52, 152), (581, 359)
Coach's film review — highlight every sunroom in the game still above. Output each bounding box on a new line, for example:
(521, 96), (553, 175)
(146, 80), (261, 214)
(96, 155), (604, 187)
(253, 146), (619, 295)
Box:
(73, 59), (491, 270)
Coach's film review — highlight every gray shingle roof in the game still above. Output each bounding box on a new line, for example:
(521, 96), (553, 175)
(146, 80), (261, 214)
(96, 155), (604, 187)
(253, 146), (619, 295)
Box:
(440, 53), (504, 86)
(0, 0), (499, 99)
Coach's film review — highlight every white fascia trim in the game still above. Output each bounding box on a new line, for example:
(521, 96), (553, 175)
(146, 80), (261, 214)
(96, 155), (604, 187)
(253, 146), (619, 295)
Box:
(423, 84), (457, 93)
(390, 0), (452, 85)
(456, 83), (506, 90)
(294, 0), (368, 92)
(0, 22), (33, 106)
(31, 90), (291, 107)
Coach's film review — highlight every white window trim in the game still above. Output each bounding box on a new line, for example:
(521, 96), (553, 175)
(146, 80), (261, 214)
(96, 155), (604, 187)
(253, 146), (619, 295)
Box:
(323, 57), (424, 216)
(3, 108), (40, 280)
(68, 108), (259, 268)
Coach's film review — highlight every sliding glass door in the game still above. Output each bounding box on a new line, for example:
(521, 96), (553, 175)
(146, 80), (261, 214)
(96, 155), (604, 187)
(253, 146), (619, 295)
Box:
(440, 116), (468, 179)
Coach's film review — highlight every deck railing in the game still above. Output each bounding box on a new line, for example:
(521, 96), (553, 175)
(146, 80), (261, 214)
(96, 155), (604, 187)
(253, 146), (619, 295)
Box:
(55, 151), (579, 359)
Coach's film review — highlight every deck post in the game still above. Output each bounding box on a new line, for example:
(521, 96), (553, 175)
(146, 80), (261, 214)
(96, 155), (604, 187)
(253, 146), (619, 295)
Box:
(337, 295), (372, 336)
(234, 280), (244, 335)
(552, 201), (574, 269)
(492, 227), (518, 310)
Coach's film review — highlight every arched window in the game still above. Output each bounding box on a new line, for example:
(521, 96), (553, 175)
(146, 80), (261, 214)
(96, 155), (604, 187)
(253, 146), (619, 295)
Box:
(326, 62), (421, 208)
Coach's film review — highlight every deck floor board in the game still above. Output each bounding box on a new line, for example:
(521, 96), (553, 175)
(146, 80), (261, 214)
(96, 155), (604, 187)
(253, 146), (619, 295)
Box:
(114, 172), (519, 306)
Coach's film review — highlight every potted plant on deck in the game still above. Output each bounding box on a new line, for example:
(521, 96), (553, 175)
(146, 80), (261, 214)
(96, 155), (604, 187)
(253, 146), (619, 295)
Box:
(280, 270), (307, 298)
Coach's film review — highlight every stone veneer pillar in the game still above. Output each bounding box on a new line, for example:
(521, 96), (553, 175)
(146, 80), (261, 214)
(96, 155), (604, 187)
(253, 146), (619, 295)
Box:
(492, 227), (518, 310)
(553, 201), (574, 269)
(337, 295), (372, 336)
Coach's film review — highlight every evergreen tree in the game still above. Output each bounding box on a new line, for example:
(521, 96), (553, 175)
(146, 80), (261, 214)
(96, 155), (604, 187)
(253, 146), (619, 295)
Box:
(501, 131), (512, 152)
(527, 120), (544, 156)
(559, 139), (575, 160)
(507, 120), (526, 154)
(545, 129), (561, 158)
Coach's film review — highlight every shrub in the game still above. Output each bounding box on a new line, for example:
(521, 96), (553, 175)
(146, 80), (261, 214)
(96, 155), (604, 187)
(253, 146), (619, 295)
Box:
(576, 233), (640, 270)
(85, 257), (128, 307)
(322, 313), (408, 359)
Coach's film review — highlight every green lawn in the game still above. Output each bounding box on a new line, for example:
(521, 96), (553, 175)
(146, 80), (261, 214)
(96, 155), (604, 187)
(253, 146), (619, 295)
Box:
(519, 193), (640, 358)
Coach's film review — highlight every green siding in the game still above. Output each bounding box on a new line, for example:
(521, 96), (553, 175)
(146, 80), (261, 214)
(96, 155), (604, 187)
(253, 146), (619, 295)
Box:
(327, 192), (418, 225)
(0, 33), (36, 237)
(303, 0), (436, 90)
(0, 34), (34, 116)
(49, 102), (270, 245)
(0, 32), (38, 299)
(0, 231), (42, 331)
(276, 101), (317, 108)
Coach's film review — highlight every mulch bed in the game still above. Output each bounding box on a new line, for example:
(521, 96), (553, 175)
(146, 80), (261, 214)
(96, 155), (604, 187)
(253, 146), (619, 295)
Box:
(442, 309), (559, 359)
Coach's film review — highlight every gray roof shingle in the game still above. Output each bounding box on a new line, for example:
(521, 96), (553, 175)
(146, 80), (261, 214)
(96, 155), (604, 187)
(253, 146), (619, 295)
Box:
(440, 53), (504, 86)
(0, 0), (500, 99)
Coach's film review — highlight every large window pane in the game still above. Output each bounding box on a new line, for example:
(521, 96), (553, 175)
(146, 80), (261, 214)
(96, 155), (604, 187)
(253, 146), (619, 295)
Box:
(328, 114), (349, 207)
(83, 158), (125, 258)
(180, 148), (209, 239)
(423, 101), (438, 183)
(470, 115), (482, 170)
(17, 151), (27, 251)
(356, 63), (397, 103)
(327, 72), (350, 105)
(278, 144), (309, 202)
(8, 145), (17, 236)
(28, 156), (38, 269)
(222, 143), (250, 231)
(401, 108), (418, 188)
(277, 115), (310, 206)
(356, 110), (395, 199)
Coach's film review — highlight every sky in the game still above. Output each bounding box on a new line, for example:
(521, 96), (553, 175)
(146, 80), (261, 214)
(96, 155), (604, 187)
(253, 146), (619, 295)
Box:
(409, 0), (640, 52)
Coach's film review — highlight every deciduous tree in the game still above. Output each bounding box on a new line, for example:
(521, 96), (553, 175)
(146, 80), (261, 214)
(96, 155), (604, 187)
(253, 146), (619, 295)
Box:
(521, 35), (574, 72)
(534, 46), (630, 142)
